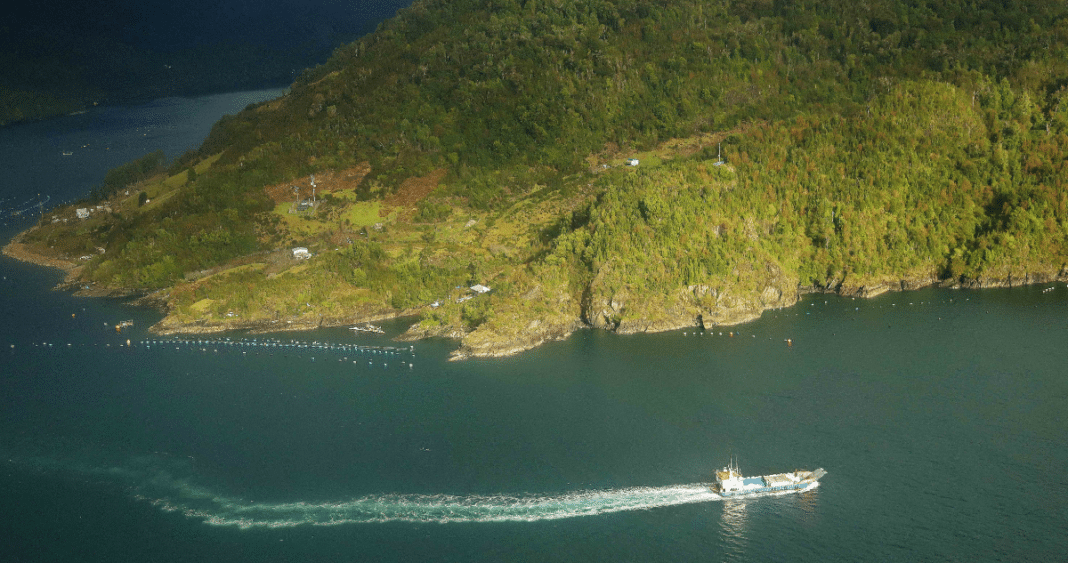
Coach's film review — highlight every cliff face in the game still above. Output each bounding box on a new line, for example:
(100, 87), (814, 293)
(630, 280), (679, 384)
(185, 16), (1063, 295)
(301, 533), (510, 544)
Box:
(439, 252), (803, 359)
(585, 270), (799, 333)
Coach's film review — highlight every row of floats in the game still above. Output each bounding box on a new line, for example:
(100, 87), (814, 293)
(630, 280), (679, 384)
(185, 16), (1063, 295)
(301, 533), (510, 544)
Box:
(11, 336), (418, 369)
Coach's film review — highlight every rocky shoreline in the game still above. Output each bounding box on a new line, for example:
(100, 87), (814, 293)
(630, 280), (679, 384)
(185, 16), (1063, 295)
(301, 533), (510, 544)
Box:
(7, 226), (1068, 359)
(2, 227), (82, 278)
(148, 309), (421, 337)
(445, 265), (1068, 360)
(800, 267), (1068, 298)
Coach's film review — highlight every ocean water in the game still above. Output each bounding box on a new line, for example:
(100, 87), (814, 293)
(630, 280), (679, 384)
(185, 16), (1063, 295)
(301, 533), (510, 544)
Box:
(2, 93), (1068, 562)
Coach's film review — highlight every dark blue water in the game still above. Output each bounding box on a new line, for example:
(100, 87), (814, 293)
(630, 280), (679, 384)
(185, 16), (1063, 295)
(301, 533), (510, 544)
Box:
(3, 94), (1068, 562)
(0, 89), (286, 223)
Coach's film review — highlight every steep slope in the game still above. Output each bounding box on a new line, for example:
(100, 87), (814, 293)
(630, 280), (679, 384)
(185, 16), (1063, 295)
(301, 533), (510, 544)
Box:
(13, 0), (1068, 358)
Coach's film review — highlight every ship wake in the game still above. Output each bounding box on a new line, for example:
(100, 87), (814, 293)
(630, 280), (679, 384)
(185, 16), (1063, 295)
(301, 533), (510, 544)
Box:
(7, 454), (727, 528)
(150, 484), (723, 528)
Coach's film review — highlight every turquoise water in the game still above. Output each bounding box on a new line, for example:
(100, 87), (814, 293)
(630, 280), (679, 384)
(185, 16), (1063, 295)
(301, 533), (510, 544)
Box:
(3, 93), (1068, 562)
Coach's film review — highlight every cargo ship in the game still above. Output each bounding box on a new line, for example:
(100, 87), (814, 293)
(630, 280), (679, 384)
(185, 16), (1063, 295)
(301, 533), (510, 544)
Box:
(712, 458), (826, 497)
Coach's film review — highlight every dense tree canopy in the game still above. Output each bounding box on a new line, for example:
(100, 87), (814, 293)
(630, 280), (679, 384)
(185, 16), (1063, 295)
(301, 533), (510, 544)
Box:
(27, 0), (1068, 348)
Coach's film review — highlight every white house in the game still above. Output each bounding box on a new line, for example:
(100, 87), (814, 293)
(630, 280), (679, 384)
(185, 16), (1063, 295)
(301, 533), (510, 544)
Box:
(626, 158), (639, 166)
(76, 208), (90, 219)
(470, 284), (491, 294)
(292, 247), (311, 259)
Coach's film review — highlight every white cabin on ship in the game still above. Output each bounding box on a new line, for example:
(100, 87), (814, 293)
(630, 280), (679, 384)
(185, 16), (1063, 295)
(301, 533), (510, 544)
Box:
(712, 458), (826, 497)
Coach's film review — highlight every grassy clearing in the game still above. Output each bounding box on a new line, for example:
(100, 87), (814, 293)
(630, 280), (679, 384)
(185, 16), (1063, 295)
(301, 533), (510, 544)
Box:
(342, 201), (384, 227)
(189, 298), (215, 315)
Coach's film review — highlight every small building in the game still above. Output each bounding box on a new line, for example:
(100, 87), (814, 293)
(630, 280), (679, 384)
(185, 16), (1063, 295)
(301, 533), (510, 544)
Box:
(76, 208), (90, 219)
(292, 247), (311, 260)
(470, 284), (492, 294)
(626, 158), (639, 166)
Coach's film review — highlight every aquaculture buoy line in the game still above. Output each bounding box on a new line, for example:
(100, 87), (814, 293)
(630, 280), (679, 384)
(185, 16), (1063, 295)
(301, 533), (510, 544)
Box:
(7, 336), (417, 369)
(675, 293), (1056, 345)
(140, 337), (413, 359)
(0, 193), (51, 220)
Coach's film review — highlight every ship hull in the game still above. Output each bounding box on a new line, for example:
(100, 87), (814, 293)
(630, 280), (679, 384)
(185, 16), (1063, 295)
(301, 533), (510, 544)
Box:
(715, 480), (817, 497)
(712, 468), (826, 497)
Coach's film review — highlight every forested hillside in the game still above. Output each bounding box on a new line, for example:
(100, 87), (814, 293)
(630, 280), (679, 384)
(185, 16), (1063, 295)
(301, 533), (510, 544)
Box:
(20, 0), (1068, 357)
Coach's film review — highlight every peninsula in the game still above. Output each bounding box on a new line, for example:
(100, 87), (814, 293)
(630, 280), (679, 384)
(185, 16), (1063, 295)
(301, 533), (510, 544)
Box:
(8, 0), (1068, 359)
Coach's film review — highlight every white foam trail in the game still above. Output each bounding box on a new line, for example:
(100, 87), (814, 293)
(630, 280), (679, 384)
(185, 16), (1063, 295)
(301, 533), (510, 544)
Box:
(146, 484), (723, 528)
(5, 454), (814, 529)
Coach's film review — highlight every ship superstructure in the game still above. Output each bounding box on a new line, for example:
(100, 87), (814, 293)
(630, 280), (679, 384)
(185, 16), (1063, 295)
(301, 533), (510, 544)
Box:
(712, 458), (826, 497)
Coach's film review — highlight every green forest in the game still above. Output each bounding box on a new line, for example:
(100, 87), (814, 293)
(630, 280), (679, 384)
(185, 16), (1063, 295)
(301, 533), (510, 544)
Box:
(23, 0), (1068, 356)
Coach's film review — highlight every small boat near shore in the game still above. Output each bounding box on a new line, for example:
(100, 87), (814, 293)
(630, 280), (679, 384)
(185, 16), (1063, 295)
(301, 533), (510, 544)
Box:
(712, 458), (826, 497)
